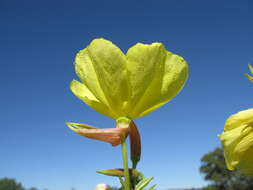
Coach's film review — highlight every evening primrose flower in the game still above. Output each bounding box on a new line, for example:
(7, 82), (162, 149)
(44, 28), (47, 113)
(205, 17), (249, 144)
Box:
(70, 38), (188, 120)
(245, 64), (253, 82)
(68, 38), (188, 190)
(219, 108), (253, 175)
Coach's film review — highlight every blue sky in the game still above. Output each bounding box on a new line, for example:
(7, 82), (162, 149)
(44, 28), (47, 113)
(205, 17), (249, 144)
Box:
(0, 0), (252, 190)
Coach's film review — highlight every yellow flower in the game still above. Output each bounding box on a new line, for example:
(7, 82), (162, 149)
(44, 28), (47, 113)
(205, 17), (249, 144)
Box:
(245, 64), (253, 83)
(70, 38), (188, 120)
(219, 108), (253, 175)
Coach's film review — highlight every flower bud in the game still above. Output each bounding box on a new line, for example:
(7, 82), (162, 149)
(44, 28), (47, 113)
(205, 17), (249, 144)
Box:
(129, 121), (141, 169)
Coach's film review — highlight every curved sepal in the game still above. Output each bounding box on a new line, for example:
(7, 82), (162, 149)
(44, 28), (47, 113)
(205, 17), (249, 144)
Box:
(66, 122), (129, 146)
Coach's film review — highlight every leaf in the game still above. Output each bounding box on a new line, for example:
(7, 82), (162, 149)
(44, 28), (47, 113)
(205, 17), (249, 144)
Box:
(135, 177), (154, 190)
(245, 73), (253, 83)
(148, 184), (156, 190)
(96, 168), (142, 178)
(96, 169), (124, 177)
(118, 177), (124, 187)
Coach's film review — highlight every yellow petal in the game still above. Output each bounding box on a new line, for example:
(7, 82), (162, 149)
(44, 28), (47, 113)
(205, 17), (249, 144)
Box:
(237, 143), (253, 176)
(86, 38), (130, 116)
(75, 48), (110, 110)
(126, 43), (166, 118)
(139, 52), (188, 117)
(126, 42), (188, 118)
(72, 39), (189, 119)
(224, 108), (253, 131)
(70, 80), (116, 118)
(220, 108), (253, 175)
(219, 125), (250, 170)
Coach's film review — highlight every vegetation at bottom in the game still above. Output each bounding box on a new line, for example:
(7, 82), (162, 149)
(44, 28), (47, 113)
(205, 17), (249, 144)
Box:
(2, 147), (253, 190)
(0, 178), (117, 190)
(0, 178), (32, 190)
(200, 147), (253, 190)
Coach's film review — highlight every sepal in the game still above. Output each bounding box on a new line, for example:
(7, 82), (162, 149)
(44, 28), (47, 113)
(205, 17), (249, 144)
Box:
(66, 122), (129, 146)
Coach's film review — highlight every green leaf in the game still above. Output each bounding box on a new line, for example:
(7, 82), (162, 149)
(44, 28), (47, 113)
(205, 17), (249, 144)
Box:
(96, 169), (124, 177)
(118, 177), (124, 187)
(135, 177), (154, 190)
(148, 184), (156, 190)
(96, 168), (142, 178)
(245, 73), (253, 83)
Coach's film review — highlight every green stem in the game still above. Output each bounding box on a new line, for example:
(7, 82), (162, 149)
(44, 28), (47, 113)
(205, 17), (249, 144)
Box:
(121, 140), (131, 190)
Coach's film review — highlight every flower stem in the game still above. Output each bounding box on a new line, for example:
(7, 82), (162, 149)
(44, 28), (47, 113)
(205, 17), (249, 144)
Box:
(121, 140), (131, 190)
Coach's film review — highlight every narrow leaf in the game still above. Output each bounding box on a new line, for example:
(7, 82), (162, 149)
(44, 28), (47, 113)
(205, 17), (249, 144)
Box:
(245, 73), (253, 83)
(148, 184), (156, 190)
(135, 177), (154, 190)
(118, 177), (124, 187)
(97, 168), (142, 178)
(97, 169), (124, 177)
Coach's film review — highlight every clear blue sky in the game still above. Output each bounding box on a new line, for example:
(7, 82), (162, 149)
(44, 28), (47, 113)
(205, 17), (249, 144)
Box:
(1, 0), (252, 190)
